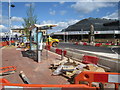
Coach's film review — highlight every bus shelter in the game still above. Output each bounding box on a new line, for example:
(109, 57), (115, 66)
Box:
(29, 24), (57, 63)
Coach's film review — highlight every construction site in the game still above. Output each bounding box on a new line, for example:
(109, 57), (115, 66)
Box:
(0, 24), (120, 90)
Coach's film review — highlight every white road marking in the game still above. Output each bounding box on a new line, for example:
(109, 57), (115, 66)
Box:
(65, 48), (119, 60)
(111, 47), (118, 55)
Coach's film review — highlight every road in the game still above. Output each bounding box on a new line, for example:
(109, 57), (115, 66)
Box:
(57, 42), (120, 54)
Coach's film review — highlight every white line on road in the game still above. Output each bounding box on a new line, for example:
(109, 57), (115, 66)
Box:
(65, 48), (119, 60)
(111, 47), (118, 55)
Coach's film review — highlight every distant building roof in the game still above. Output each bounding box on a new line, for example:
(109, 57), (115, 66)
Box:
(62, 18), (119, 32)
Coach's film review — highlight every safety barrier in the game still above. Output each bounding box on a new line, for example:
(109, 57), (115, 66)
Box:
(0, 40), (15, 47)
(95, 43), (102, 47)
(105, 43), (111, 45)
(75, 71), (120, 90)
(45, 45), (51, 50)
(83, 42), (87, 45)
(74, 42), (79, 45)
(0, 66), (16, 74)
(0, 78), (97, 90)
(82, 55), (99, 65)
(56, 49), (62, 55)
(55, 49), (67, 56)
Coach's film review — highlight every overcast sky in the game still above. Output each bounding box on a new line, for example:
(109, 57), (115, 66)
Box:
(1, 1), (119, 34)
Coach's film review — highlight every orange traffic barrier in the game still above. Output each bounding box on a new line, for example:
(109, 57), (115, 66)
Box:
(0, 66), (16, 74)
(75, 71), (120, 90)
(0, 78), (10, 83)
(11, 40), (15, 43)
(0, 78), (97, 90)
(82, 55), (99, 65)
(0, 42), (2, 47)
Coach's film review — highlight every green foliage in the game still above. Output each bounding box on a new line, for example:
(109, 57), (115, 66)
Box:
(22, 4), (38, 37)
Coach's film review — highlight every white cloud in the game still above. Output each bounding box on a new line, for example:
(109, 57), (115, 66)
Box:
(0, 16), (24, 24)
(41, 19), (79, 34)
(12, 25), (23, 29)
(0, 25), (7, 30)
(71, 2), (115, 13)
(53, 4), (57, 7)
(60, 10), (67, 15)
(103, 11), (118, 19)
(41, 20), (56, 25)
(67, 19), (79, 25)
(25, 3), (35, 7)
(49, 10), (56, 15)
(59, 1), (65, 4)
(0, 15), (8, 24)
(0, 25), (9, 32)
(11, 16), (24, 22)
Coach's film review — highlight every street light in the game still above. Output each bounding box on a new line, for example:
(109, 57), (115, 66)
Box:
(8, 0), (15, 45)
(63, 29), (66, 42)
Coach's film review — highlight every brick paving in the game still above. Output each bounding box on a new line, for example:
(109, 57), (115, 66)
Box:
(2, 46), (69, 84)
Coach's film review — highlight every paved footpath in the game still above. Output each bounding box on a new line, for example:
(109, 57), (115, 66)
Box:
(1, 46), (68, 84)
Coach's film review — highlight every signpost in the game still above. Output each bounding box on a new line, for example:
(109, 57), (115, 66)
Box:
(29, 24), (57, 63)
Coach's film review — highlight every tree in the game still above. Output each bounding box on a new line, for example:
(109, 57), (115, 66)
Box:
(22, 4), (38, 37)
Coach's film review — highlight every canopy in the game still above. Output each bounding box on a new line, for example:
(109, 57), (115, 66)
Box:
(29, 24), (57, 31)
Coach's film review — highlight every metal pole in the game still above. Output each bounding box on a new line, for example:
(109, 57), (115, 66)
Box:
(36, 27), (42, 63)
(46, 30), (48, 60)
(64, 30), (65, 42)
(66, 32), (68, 42)
(8, 0), (12, 45)
(81, 29), (83, 41)
(114, 30), (116, 43)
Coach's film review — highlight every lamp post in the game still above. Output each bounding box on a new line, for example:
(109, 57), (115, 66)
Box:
(81, 29), (83, 41)
(114, 30), (116, 43)
(8, 0), (15, 45)
(63, 29), (66, 42)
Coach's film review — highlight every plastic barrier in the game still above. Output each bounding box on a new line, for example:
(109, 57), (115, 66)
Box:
(56, 49), (62, 55)
(2, 42), (5, 46)
(11, 40), (15, 43)
(55, 49), (67, 56)
(0, 40), (15, 47)
(83, 42), (87, 45)
(82, 55), (99, 65)
(0, 66), (16, 74)
(75, 42), (79, 45)
(6, 41), (9, 45)
(95, 43), (102, 47)
(0, 42), (2, 47)
(45, 45), (51, 50)
(0, 78), (97, 90)
(75, 71), (120, 90)
(63, 50), (67, 56)
(105, 43), (111, 45)
(0, 78), (10, 83)
(111, 43), (115, 45)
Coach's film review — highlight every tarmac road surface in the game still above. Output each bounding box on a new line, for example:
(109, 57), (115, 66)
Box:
(57, 42), (120, 54)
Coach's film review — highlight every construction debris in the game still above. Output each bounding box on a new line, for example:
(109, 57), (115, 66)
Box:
(19, 71), (31, 84)
(51, 58), (105, 78)
(0, 66), (16, 76)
